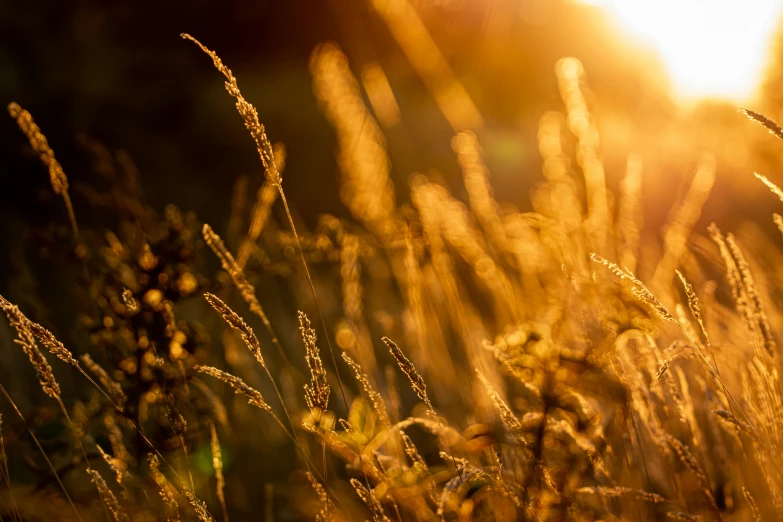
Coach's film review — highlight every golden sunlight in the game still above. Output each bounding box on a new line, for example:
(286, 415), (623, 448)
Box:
(582, 0), (783, 101)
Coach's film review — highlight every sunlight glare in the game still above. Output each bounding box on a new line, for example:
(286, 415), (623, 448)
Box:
(581, 0), (783, 101)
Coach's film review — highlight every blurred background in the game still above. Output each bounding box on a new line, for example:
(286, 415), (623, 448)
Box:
(3, 0), (783, 238)
(4, 0), (783, 518)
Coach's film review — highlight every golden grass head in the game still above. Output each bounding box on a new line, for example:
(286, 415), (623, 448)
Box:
(148, 454), (181, 521)
(675, 270), (710, 345)
(7, 102), (68, 195)
(714, 409), (757, 440)
(576, 486), (665, 504)
(208, 421), (228, 522)
(87, 468), (128, 522)
(27, 321), (79, 368)
(81, 353), (127, 408)
(743, 487), (762, 521)
(664, 433), (716, 506)
(590, 254), (674, 321)
(8, 102), (79, 238)
(195, 365), (272, 413)
(182, 487), (216, 522)
(742, 108), (783, 142)
(383, 337), (431, 411)
(181, 33), (280, 186)
(299, 311), (330, 415)
(0, 295), (61, 400)
(201, 225), (269, 325)
(476, 370), (525, 441)
(754, 172), (783, 203)
(350, 478), (390, 522)
(204, 292), (267, 369)
(306, 472), (334, 522)
(97, 445), (127, 485)
(341, 351), (390, 427)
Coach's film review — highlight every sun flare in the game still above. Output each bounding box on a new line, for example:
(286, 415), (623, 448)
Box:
(583, 0), (783, 101)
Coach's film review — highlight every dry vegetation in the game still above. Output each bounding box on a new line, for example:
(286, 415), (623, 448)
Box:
(6, 23), (783, 522)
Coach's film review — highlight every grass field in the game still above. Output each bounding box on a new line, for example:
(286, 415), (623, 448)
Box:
(4, 5), (783, 520)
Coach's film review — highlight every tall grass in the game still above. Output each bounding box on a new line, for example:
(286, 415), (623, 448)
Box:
(5, 27), (783, 522)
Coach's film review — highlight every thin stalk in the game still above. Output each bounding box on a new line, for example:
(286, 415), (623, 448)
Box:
(276, 186), (377, 510)
(0, 416), (22, 522)
(250, 402), (351, 516)
(55, 398), (113, 522)
(0, 494), (10, 522)
(0, 384), (83, 522)
(674, 319), (765, 447)
(179, 433), (196, 492)
(63, 194), (79, 242)
(276, 187), (350, 413)
(322, 441), (328, 522)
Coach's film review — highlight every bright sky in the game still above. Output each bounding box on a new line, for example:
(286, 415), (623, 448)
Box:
(581, 0), (783, 101)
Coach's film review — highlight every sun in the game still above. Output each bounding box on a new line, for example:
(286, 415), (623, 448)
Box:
(581, 0), (783, 102)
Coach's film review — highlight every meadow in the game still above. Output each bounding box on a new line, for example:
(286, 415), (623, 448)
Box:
(4, 6), (783, 521)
